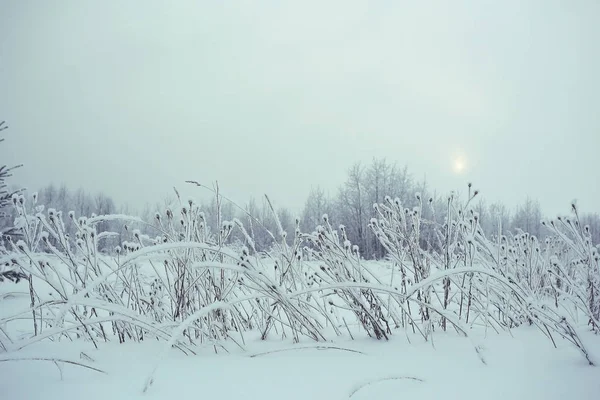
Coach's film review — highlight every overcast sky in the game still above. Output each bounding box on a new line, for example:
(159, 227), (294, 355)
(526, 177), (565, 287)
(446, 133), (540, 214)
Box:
(1, 0), (599, 215)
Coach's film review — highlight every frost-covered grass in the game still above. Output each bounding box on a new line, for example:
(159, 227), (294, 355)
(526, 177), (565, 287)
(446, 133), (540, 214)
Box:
(1, 187), (599, 397)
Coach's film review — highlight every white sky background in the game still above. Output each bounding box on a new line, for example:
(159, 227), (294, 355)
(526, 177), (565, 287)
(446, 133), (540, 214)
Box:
(1, 0), (599, 215)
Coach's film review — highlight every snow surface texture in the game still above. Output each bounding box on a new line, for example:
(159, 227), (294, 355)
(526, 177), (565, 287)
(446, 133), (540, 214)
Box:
(1, 328), (599, 400)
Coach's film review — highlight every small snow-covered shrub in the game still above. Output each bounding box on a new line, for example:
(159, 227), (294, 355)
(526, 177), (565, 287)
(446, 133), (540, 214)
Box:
(0, 121), (22, 224)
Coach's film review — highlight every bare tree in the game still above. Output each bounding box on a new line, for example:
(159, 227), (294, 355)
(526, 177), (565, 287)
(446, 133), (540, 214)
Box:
(511, 197), (542, 237)
(301, 186), (329, 231)
(366, 158), (392, 258)
(338, 162), (368, 255)
(488, 202), (511, 238)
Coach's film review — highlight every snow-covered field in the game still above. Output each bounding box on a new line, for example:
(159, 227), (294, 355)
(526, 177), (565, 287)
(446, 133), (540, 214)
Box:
(2, 327), (599, 399)
(2, 196), (599, 400)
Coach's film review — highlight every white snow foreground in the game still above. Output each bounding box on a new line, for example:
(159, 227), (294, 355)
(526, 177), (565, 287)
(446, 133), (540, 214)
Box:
(1, 328), (599, 400)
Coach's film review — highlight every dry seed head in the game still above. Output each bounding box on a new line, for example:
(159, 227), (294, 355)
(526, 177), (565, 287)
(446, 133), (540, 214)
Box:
(16, 240), (26, 251)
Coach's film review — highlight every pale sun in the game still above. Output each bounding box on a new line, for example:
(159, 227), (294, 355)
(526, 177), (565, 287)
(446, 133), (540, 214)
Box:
(453, 157), (466, 174)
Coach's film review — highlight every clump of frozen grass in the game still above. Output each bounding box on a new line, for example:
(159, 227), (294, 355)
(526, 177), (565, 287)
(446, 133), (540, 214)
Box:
(0, 187), (328, 356)
(0, 182), (597, 373)
(366, 184), (597, 364)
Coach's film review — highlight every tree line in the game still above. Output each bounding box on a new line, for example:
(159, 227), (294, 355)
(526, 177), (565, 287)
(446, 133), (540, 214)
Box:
(3, 157), (599, 256)
(298, 159), (600, 257)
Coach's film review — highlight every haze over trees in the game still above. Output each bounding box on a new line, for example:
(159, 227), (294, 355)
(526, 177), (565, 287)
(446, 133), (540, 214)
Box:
(3, 156), (599, 257)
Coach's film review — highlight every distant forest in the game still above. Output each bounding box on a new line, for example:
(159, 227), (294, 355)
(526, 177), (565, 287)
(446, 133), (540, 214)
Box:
(3, 155), (599, 257)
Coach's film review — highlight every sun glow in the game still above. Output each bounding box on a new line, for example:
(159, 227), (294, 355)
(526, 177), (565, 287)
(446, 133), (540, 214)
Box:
(453, 157), (466, 174)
